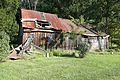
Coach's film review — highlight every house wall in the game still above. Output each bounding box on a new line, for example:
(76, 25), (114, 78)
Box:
(81, 37), (99, 50)
(89, 37), (99, 50)
(22, 30), (54, 48)
(62, 35), (83, 50)
(21, 29), (109, 51)
(101, 37), (109, 50)
(81, 36), (109, 51)
(22, 29), (67, 49)
(62, 37), (74, 50)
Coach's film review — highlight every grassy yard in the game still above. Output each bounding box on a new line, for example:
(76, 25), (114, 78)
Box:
(0, 54), (120, 80)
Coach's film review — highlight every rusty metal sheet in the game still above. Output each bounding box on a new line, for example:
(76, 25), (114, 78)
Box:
(21, 9), (43, 29)
(21, 9), (42, 20)
(21, 9), (66, 31)
(59, 18), (72, 32)
(22, 22), (35, 28)
(44, 13), (66, 31)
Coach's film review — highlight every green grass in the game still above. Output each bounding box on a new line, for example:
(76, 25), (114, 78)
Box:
(0, 54), (120, 80)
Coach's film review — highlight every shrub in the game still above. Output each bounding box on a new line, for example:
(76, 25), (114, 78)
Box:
(51, 49), (75, 57)
(75, 42), (90, 58)
(51, 49), (64, 56)
(0, 31), (10, 61)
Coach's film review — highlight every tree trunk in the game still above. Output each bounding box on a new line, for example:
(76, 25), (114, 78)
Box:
(34, 0), (38, 10)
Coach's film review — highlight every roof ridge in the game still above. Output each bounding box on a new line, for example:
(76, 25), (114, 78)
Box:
(80, 24), (99, 36)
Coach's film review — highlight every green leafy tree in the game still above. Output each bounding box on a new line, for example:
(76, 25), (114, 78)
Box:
(0, 0), (20, 61)
(0, 0), (20, 44)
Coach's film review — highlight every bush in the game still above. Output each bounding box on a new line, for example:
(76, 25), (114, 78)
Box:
(0, 31), (10, 61)
(50, 49), (75, 57)
(51, 49), (64, 56)
(75, 42), (90, 58)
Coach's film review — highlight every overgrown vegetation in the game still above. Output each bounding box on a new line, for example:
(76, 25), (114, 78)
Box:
(0, 0), (20, 44)
(50, 49), (74, 57)
(75, 42), (90, 58)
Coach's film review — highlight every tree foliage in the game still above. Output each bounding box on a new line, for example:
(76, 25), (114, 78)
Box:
(0, 0), (20, 44)
(0, 0), (19, 61)
(75, 42), (90, 58)
(0, 31), (10, 61)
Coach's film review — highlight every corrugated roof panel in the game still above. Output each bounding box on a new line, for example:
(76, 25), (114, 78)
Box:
(22, 22), (35, 28)
(59, 18), (72, 32)
(21, 9), (67, 31)
(44, 13), (65, 30)
(21, 9), (42, 20)
(21, 9), (43, 29)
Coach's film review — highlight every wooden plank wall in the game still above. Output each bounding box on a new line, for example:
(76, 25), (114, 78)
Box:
(23, 31), (52, 47)
(62, 35), (82, 50)
(22, 31), (82, 50)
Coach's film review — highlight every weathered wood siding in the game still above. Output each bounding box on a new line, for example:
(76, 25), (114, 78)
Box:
(62, 35), (82, 50)
(23, 31), (53, 47)
(22, 29), (109, 51)
(22, 30), (82, 50)
(81, 36), (109, 51)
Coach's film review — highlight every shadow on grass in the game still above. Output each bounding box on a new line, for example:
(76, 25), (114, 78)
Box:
(60, 54), (75, 58)
(0, 60), (6, 64)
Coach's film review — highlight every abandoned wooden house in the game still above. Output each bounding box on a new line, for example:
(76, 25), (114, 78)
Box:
(19, 9), (109, 51)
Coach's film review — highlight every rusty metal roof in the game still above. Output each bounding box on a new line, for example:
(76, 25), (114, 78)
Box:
(21, 9), (43, 28)
(59, 18), (99, 36)
(21, 9), (43, 20)
(59, 18), (82, 33)
(59, 18), (72, 32)
(44, 13), (66, 31)
(22, 22), (35, 28)
(21, 9), (66, 31)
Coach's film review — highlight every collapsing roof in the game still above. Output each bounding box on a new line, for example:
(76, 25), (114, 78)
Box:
(21, 9), (66, 31)
(21, 9), (109, 37)
(59, 18), (72, 32)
